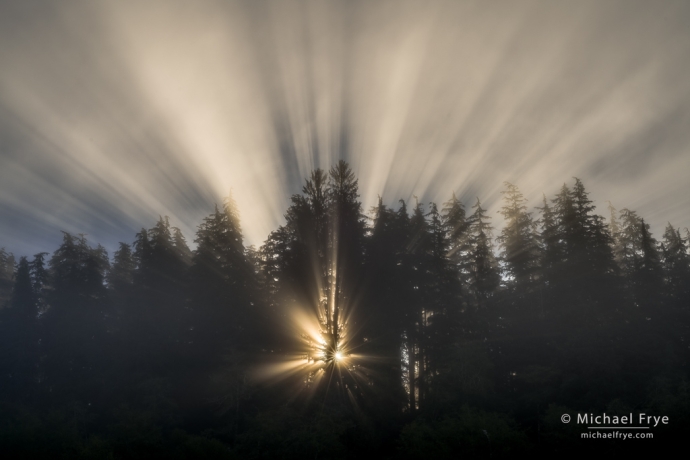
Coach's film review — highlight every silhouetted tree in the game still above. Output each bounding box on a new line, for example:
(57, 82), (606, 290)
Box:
(404, 199), (429, 411)
(326, 160), (366, 351)
(11, 257), (35, 314)
(661, 224), (690, 305)
(41, 233), (110, 403)
(47, 233), (109, 309)
(634, 219), (663, 310)
(615, 208), (641, 277)
(467, 198), (500, 311)
(0, 248), (16, 308)
(550, 180), (618, 321)
(6, 257), (39, 397)
(29, 252), (49, 315)
(536, 194), (563, 313)
(362, 198), (412, 416)
(129, 217), (191, 374)
(259, 161), (366, 409)
(443, 193), (471, 292)
(423, 202), (464, 408)
(108, 243), (135, 294)
(571, 179), (616, 279)
(1, 168), (688, 457)
(497, 182), (539, 293)
(190, 196), (255, 362)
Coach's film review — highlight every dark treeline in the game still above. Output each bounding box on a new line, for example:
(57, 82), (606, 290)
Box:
(1, 161), (689, 458)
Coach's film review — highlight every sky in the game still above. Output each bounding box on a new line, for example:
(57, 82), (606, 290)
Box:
(1, 0), (689, 258)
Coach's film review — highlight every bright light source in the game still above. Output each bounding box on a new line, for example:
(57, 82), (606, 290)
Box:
(335, 351), (343, 361)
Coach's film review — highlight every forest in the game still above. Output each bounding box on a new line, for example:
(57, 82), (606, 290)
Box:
(1, 160), (688, 458)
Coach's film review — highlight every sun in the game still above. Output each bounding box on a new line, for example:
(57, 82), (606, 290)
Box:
(305, 330), (347, 367)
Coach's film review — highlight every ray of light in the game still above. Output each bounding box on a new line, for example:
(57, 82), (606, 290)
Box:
(1, 0), (689, 258)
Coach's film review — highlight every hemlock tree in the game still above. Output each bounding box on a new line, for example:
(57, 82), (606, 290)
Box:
(467, 198), (500, 311)
(551, 179), (618, 320)
(11, 257), (35, 315)
(615, 208), (642, 278)
(363, 198), (410, 415)
(405, 199), (429, 411)
(423, 202), (464, 408)
(130, 217), (191, 373)
(0, 248), (16, 308)
(661, 224), (690, 306)
(536, 194), (563, 310)
(0, 257), (38, 400)
(442, 193), (471, 292)
(259, 161), (366, 405)
(42, 233), (110, 402)
(497, 182), (539, 293)
(326, 160), (366, 349)
(635, 219), (663, 310)
(107, 243), (135, 342)
(190, 196), (255, 360)
(108, 243), (135, 295)
(571, 179), (617, 279)
(30, 252), (49, 315)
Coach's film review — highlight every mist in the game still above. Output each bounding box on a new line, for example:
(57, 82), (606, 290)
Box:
(1, 0), (689, 255)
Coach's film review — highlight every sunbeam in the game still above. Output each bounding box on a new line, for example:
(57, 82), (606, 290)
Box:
(1, 0), (690, 258)
(3, 1), (690, 456)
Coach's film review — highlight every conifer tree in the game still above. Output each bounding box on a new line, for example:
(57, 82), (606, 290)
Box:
(139, 216), (190, 296)
(1, 257), (38, 399)
(42, 233), (110, 402)
(423, 202), (464, 405)
(661, 224), (690, 305)
(442, 193), (471, 289)
(130, 217), (190, 373)
(259, 161), (366, 405)
(607, 202), (622, 264)
(571, 179), (616, 278)
(0, 248), (16, 308)
(326, 160), (366, 351)
(172, 227), (193, 267)
(191, 196), (254, 356)
(47, 233), (109, 309)
(467, 198), (500, 310)
(108, 243), (135, 343)
(616, 208), (642, 278)
(133, 227), (151, 278)
(108, 243), (135, 294)
(404, 199), (429, 411)
(11, 257), (35, 316)
(29, 252), (49, 314)
(361, 198), (413, 414)
(497, 182), (539, 291)
(536, 194), (562, 292)
(635, 219), (663, 309)
(549, 180), (618, 319)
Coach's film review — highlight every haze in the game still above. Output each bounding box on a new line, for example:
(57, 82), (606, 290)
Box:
(1, 0), (689, 256)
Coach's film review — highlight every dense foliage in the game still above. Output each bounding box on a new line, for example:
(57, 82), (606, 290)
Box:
(1, 163), (688, 457)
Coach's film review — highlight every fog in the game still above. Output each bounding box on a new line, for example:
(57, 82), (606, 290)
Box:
(1, 0), (689, 256)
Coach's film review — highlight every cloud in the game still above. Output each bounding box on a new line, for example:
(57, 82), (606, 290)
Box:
(1, 0), (689, 256)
